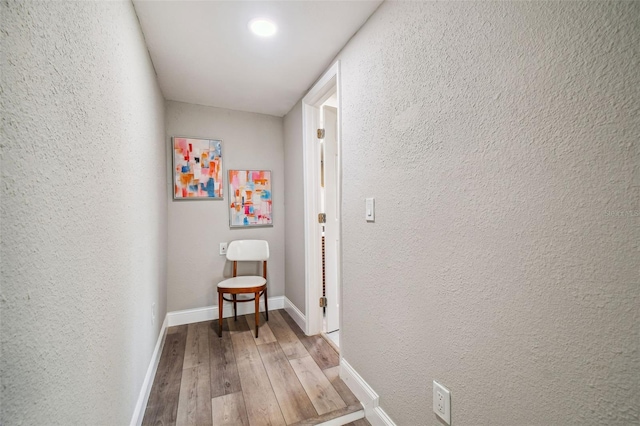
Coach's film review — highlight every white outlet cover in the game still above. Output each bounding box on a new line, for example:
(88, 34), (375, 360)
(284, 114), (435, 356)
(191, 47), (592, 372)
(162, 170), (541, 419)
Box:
(219, 242), (228, 255)
(433, 380), (451, 425)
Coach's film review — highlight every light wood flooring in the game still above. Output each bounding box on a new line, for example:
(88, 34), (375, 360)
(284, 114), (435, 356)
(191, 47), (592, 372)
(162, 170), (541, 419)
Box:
(142, 309), (370, 426)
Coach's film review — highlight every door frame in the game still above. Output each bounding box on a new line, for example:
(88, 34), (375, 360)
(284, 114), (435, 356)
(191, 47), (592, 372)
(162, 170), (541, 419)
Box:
(302, 61), (341, 336)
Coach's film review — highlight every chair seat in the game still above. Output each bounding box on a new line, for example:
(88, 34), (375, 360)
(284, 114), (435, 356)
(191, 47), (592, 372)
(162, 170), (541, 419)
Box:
(218, 275), (266, 289)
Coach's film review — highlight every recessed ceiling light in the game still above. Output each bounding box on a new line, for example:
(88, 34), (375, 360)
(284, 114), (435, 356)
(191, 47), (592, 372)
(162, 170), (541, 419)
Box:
(248, 18), (277, 37)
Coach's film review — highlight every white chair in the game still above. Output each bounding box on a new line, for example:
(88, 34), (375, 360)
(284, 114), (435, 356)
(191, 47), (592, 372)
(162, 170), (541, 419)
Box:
(217, 240), (269, 338)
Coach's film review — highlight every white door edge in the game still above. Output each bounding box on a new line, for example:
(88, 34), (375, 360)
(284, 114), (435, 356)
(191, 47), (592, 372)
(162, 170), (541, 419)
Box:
(323, 104), (340, 333)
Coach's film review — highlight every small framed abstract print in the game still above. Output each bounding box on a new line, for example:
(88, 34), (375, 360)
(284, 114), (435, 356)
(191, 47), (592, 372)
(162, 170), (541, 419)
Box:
(228, 170), (273, 227)
(172, 137), (223, 200)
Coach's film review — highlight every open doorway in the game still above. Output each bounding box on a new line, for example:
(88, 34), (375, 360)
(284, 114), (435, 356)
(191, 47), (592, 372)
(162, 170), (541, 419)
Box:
(302, 62), (341, 349)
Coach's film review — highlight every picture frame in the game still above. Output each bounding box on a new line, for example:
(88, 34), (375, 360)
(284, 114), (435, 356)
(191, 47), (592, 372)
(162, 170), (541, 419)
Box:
(172, 137), (223, 200)
(228, 170), (273, 227)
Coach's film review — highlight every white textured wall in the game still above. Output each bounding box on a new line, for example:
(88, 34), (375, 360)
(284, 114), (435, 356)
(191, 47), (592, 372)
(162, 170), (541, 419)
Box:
(283, 100), (306, 314)
(165, 101), (285, 312)
(333, 1), (639, 424)
(1, 1), (167, 424)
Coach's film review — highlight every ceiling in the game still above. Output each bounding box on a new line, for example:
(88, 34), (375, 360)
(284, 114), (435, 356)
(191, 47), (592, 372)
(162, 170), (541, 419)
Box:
(132, 1), (382, 117)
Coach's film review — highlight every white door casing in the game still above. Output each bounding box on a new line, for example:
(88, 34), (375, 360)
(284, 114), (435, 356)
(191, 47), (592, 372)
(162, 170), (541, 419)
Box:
(302, 61), (341, 337)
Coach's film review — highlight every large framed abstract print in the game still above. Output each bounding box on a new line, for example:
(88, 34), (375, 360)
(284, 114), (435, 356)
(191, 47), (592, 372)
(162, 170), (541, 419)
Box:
(228, 170), (273, 227)
(172, 137), (223, 200)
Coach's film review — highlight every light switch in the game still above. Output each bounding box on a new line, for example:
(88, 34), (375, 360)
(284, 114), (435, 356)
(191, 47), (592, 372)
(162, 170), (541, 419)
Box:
(365, 198), (375, 222)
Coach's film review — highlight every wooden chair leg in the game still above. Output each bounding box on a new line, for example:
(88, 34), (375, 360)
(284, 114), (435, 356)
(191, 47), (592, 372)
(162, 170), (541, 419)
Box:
(254, 292), (260, 339)
(264, 287), (269, 321)
(218, 290), (223, 338)
(233, 295), (237, 321)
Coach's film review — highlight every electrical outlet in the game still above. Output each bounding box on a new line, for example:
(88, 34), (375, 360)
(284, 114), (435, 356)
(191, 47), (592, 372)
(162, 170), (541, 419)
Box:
(433, 381), (451, 425)
(219, 242), (228, 256)
(436, 390), (445, 414)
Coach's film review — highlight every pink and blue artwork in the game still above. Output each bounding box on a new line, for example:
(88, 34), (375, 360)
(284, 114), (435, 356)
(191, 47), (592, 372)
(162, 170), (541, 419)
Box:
(229, 170), (273, 227)
(172, 137), (223, 200)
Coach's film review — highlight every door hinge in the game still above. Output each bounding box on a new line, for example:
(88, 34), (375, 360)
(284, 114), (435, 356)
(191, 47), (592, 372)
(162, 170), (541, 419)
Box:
(318, 213), (326, 223)
(317, 128), (325, 139)
(319, 297), (327, 308)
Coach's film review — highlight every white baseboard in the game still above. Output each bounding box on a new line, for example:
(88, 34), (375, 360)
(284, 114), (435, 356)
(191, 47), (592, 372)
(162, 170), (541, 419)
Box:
(167, 296), (284, 327)
(340, 359), (397, 426)
(371, 406), (396, 426)
(317, 409), (364, 426)
(284, 297), (306, 333)
(130, 315), (168, 426)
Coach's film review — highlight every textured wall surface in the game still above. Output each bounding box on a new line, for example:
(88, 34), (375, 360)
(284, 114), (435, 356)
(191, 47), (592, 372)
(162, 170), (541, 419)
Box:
(332, 1), (639, 425)
(1, 1), (167, 424)
(283, 100), (306, 314)
(165, 101), (285, 312)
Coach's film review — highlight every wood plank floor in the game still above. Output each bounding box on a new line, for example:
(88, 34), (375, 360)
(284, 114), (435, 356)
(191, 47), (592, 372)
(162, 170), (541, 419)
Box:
(143, 309), (370, 426)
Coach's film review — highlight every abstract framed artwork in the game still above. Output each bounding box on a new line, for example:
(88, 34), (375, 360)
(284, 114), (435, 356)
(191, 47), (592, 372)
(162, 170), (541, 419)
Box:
(172, 137), (223, 200)
(228, 170), (273, 227)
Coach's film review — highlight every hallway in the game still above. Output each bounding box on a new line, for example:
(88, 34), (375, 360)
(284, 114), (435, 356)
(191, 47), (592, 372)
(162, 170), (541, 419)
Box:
(143, 310), (368, 426)
(3, 1), (638, 425)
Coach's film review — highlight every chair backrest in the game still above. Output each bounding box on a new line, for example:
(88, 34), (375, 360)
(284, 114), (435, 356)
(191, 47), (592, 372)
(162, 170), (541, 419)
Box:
(226, 240), (269, 261)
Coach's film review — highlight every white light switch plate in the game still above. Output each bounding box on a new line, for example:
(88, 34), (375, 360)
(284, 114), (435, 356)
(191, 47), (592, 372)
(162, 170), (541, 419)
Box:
(219, 242), (228, 256)
(433, 381), (451, 425)
(365, 198), (375, 222)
